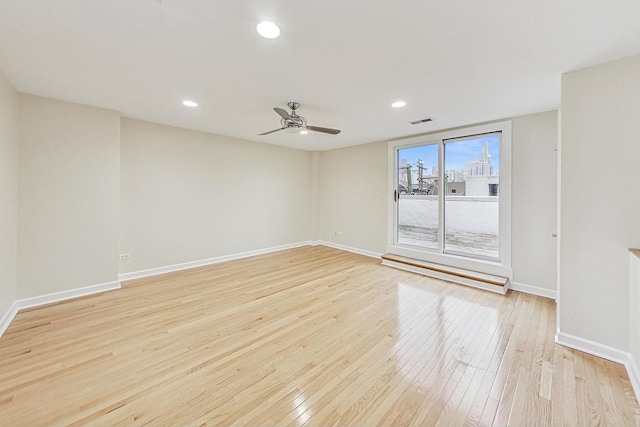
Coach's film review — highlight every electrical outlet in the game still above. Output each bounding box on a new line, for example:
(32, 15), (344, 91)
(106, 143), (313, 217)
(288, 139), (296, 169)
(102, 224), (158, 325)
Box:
(119, 253), (131, 260)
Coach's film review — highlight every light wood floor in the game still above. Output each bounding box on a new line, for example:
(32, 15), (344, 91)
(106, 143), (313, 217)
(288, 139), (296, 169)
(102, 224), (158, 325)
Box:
(1, 246), (639, 426)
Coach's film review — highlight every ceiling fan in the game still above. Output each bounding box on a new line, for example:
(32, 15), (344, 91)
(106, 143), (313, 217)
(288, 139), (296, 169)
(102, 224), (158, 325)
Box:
(259, 102), (341, 136)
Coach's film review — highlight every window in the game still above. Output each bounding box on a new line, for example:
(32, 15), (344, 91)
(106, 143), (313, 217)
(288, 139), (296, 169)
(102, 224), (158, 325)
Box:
(388, 121), (512, 277)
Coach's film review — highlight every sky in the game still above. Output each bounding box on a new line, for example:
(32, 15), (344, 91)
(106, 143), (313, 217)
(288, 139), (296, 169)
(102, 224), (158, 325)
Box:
(398, 135), (500, 174)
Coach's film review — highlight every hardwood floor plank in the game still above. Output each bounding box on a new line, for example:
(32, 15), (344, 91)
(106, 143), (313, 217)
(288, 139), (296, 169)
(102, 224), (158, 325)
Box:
(319, 285), (475, 426)
(509, 296), (543, 426)
(380, 292), (494, 426)
(432, 292), (514, 426)
(0, 246), (637, 425)
(545, 301), (562, 427)
(583, 354), (605, 426)
(408, 293), (504, 425)
(596, 356), (632, 425)
(562, 347), (578, 426)
(462, 292), (522, 426)
(485, 293), (533, 425)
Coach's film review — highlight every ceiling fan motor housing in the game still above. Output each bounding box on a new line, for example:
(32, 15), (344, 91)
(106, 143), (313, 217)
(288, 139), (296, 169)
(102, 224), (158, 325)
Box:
(281, 114), (307, 129)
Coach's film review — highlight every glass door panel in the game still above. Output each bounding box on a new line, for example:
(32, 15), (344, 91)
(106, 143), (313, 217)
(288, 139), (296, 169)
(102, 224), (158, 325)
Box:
(396, 144), (440, 249)
(443, 133), (500, 260)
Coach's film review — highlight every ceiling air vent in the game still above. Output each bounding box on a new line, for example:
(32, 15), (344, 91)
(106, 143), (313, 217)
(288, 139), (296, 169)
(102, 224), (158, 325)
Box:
(409, 117), (433, 125)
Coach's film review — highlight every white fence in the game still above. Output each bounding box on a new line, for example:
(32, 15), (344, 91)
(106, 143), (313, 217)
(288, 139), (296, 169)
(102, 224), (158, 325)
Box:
(398, 195), (498, 235)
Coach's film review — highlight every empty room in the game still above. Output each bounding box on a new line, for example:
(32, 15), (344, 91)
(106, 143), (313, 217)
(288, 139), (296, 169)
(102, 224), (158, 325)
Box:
(1, 1), (640, 425)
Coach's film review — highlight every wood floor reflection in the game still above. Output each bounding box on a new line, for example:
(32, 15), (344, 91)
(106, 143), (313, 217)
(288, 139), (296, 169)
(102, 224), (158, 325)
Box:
(0, 246), (639, 425)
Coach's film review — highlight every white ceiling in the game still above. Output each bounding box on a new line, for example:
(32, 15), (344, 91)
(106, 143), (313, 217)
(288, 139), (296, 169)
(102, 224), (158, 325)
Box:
(1, 0), (639, 151)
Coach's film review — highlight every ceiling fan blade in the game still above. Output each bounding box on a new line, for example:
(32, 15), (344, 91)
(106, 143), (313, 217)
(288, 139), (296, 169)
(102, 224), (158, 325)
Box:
(274, 107), (291, 119)
(306, 125), (341, 135)
(259, 127), (286, 136)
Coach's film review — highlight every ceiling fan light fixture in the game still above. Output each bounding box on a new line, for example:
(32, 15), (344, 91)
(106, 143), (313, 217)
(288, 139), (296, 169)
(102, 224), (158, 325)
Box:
(285, 126), (303, 134)
(259, 102), (341, 136)
(257, 21), (280, 39)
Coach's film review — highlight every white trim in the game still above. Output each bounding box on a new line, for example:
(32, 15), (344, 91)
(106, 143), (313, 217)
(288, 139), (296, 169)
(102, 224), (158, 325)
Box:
(556, 330), (640, 401)
(0, 280), (121, 338)
(555, 331), (629, 364)
(16, 281), (121, 311)
(556, 108), (562, 338)
(312, 240), (382, 259)
(118, 241), (314, 282)
(119, 240), (382, 284)
(381, 258), (509, 295)
(511, 281), (557, 301)
(0, 301), (20, 337)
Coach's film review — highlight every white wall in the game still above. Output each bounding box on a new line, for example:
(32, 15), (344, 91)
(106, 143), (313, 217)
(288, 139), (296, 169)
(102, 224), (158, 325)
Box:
(319, 141), (388, 254)
(18, 95), (121, 298)
(511, 111), (558, 291)
(311, 151), (321, 241)
(559, 54), (640, 351)
(119, 119), (313, 274)
(0, 71), (18, 315)
(8, 92), (559, 307)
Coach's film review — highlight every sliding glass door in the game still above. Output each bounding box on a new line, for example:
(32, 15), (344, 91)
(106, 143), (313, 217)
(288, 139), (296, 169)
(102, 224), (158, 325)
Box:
(392, 123), (509, 267)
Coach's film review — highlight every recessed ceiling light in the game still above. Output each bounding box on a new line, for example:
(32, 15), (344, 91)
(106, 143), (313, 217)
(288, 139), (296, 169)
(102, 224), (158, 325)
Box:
(182, 100), (198, 107)
(257, 21), (280, 39)
(392, 101), (406, 108)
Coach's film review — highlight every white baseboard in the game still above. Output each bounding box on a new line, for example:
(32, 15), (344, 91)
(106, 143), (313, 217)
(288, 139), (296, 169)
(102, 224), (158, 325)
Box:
(15, 280), (122, 311)
(556, 330), (640, 401)
(0, 280), (121, 338)
(311, 240), (382, 259)
(0, 301), (20, 337)
(512, 281), (557, 301)
(118, 241), (383, 283)
(118, 241), (314, 282)
(555, 330), (629, 364)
